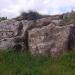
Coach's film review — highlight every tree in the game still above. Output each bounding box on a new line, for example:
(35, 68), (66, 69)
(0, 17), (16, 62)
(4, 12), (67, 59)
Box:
(15, 11), (43, 21)
(0, 17), (7, 22)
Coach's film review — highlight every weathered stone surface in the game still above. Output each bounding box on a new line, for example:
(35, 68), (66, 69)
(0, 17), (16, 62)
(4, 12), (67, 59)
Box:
(0, 20), (19, 50)
(0, 19), (34, 51)
(0, 38), (14, 50)
(0, 20), (20, 37)
(0, 15), (75, 56)
(28, 23), (55, 55)
(28, 22), (75, 56)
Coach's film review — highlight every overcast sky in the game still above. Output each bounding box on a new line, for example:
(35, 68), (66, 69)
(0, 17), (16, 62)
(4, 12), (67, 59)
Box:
(0, 0), (75, 18)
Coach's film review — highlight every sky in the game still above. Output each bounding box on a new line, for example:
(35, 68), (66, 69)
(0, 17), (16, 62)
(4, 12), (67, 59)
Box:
(0, 0), (75, 18)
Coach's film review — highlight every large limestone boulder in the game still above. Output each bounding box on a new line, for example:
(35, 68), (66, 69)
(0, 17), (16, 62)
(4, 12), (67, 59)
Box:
(28, 23), (55, 55)
(28, 21), (75, 56)
(0, 19), (34, 51)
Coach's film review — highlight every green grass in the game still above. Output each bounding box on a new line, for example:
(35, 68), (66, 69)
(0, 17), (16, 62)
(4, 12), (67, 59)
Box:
(0, 51), (75, 75)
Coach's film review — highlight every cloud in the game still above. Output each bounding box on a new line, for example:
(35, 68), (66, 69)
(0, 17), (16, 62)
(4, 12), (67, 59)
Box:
(0, 0), (75, 18)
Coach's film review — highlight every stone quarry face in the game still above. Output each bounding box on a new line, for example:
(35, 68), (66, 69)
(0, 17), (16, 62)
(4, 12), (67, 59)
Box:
(0, 17), (75, 56)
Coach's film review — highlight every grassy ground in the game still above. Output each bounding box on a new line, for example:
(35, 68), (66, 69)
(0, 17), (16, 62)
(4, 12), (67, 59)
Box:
(0, 51), (75, 75)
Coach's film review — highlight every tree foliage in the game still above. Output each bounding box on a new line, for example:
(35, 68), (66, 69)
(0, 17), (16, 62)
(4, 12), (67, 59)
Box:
(0, 17), (7, 22)
(16, 11), (43, 21)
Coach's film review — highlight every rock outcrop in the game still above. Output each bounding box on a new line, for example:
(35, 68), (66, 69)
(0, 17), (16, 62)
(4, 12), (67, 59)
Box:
(28, 21), (75, 56)
(0, 13), (75, 56)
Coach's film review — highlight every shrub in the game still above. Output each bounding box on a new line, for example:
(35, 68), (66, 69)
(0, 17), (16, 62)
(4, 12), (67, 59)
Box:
(63, 11), (75, 24)
(0, 17), (7, 22)
(16, 11), (43, 21)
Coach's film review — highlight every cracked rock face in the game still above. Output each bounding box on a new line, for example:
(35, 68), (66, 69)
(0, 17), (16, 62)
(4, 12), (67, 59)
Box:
(0, 20), (34, 51)
(28, 22), (71, 56)
(0, 17), (75, 56)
